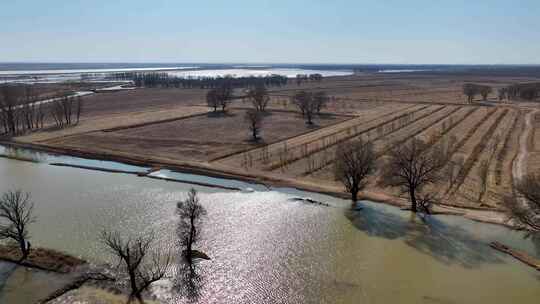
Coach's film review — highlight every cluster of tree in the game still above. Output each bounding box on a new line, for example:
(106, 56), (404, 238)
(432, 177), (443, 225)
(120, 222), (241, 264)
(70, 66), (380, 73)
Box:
(110, 72), (289, 89)
(295, 73), (323, 85)
(292, 91), (329, 124)
(206, 85), (233, 112)
(101, 188), (208, 303)
(335, 138), (447, 213)
(462, 83), (492, 103)
(505, 82), (540, 101)
(0, 85), (82, 136)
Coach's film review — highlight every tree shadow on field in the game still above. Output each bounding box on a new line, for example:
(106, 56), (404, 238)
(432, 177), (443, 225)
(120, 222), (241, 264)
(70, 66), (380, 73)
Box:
(206, 111), (236, 118)
(305, 122), (320, 129)
(259, 111), (274, 118)
(345, 204), (503, 268)
(243, 138), (267, 145)
(317, 112), (336, 120)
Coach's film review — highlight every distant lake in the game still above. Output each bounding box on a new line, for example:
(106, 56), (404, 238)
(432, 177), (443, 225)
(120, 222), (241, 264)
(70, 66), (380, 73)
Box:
(3, 62), (537, 84)
(0, 63), (355, 83)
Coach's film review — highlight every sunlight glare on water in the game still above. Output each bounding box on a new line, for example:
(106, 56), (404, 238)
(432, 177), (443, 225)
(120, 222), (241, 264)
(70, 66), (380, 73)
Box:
(0, 152), (538, 303)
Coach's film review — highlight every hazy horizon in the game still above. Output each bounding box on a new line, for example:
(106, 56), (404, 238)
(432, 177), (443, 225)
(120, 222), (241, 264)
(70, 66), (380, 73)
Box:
(1, 62), (540, 67)
(2, 0), (540, 64)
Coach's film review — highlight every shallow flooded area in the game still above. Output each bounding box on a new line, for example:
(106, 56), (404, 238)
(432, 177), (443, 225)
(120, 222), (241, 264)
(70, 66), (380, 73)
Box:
(0, 147), (538, 303)
(0, 261), (75, 303)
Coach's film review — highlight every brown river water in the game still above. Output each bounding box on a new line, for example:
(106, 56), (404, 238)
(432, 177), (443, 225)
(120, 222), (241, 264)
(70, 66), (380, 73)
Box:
(0, 147), (538, 303)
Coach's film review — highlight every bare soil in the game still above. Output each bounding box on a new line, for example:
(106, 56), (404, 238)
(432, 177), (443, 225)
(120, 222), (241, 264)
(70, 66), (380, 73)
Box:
(42, 109), (348, 162)
(80, 88), (208, 118)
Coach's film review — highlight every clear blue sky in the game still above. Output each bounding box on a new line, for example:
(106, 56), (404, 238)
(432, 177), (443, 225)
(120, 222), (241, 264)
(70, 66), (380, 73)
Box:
(1, 0), (539, 64)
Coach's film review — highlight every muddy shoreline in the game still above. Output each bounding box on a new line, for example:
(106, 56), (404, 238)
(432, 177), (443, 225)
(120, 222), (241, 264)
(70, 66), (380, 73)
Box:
(0, 245), (86, 274)
(0, 139), (517, 230)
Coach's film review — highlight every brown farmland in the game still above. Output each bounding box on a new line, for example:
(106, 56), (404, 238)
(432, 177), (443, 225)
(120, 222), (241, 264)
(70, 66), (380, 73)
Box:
(13, 72), (540, 212)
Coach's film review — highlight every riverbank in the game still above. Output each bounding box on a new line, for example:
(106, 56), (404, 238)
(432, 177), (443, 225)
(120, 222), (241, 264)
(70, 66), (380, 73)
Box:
(0, 140), (516, 230)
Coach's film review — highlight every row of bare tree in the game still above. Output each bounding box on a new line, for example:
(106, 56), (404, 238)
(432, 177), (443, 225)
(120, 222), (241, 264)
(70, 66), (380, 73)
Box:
(295, 73), (323, 85)
(464, 82), (540, 103)
(334, 138), (445, 213)
(463, 83), (492, 103)
(205, 83), (332, 142)
(50, 95), (83, 128)
(505, 82), (540, 101)
(115, 72), (289, 89)
(334, 135), (540, 232)
(0, 85), (82, 136)
(242, 87), (331, 142)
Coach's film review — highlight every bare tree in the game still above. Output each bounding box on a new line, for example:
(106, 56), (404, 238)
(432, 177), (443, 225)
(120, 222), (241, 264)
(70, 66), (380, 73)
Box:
(477, 160), (489, 203)
(217, 85), (232, 112)
(480, 86), (492, 101)
(497, 87), (507, 101)
(101, 230), (171, 304)
(334, 140), (376, 206)
(76, 95), (83, 123)
(244, 109), (264, 141)
(447, 155), (463, 188)
(177, 188), (207, 266)
(0, 85), (24, 134)
(0, 190), (35, 261)
(463, 84), (477, 104)
(206, 89), (219, 112)
(292, 91), (317, 125)
(312, 91), (329, 113)
(50, 95), (80, 127)
(505, 173), (540, 233)
(248, 86), (269, 112)
(379, 139), (447, 213)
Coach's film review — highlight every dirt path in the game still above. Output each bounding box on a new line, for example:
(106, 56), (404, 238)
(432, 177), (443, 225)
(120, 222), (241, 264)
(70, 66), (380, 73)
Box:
(512, 109), (538, 183)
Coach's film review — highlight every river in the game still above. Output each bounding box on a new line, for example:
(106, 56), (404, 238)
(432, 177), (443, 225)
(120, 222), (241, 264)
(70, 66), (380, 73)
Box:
(0, 145), (538, 303)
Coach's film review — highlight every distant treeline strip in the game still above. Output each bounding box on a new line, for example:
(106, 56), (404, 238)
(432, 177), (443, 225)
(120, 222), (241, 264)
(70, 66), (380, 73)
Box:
(106, 72), (324, 89)
(463, 82), (540, 102)
(506, 82), (540, 100)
